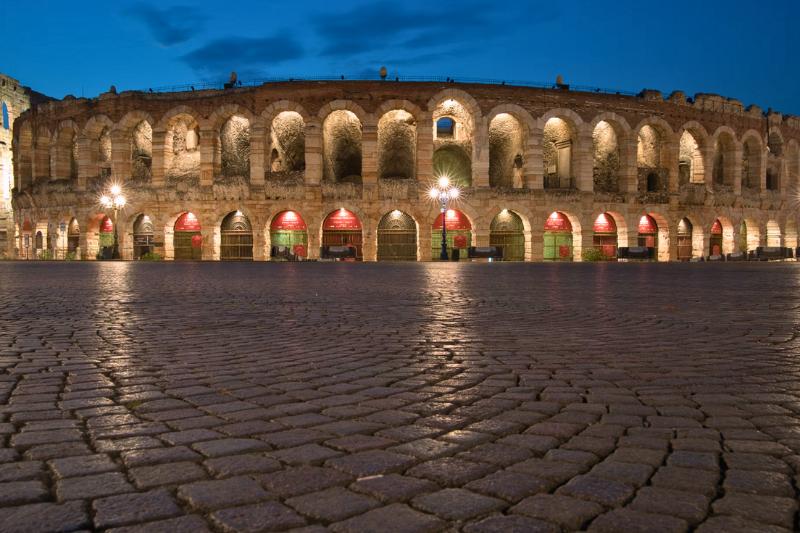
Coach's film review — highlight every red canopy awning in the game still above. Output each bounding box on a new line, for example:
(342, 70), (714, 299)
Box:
(323, 209), (362, 230)
(271, 210), (307, 231)
(432, 209), (471, 230)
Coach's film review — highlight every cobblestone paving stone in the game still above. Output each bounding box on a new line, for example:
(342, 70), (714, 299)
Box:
(1, 261), (800, 531)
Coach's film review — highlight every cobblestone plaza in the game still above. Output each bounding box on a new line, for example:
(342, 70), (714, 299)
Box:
(1, 262), (799, 532)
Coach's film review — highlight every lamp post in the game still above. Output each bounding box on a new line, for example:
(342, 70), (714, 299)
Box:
(100, 184), (126, 260)
(429, 176), (460, 260)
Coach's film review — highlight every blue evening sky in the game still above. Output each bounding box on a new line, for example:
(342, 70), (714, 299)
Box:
(4, 0), (799, 114)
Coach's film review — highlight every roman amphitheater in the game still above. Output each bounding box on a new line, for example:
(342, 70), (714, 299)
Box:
(8, 79), (800, 262)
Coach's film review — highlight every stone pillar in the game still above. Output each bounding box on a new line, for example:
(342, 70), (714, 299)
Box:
(304, 119), (322, 185)
(666, 229), (677, 262)
(665, 141), (679, 194)
(419, 230), (432, 261)
(473, 117), (489, 188)
(152, 224), (166, 260)
(199, 128), (215, 187)
(620, 138), (638, 193)
(701, 146), (714, 190)
(151, 129), (166, 187)
(76, 138), (91, 191)
(200, 226), (214, 261)
(529, 221), (544, 261)
(79, 231), (90, 261)
(416, 112), (433, 185)
(474, 229), (490, 247)
(576, 227), (594, 262)
(307, 226), (321, 260)
(525, 127), (543, 189)
(253, 229), (267, 261)
(249, 122), (266, 186)
(361, 119), (378, 186)
(758, 148), (768, 191)
(576, 131), (594, 192)
(362, 226), (377, 262)
(732, 146), (743, 196)
(111, 129), (131, 183)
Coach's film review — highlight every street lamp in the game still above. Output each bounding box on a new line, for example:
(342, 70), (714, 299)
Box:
(99, 183), (126, 259)
(429, 176), (461, 260)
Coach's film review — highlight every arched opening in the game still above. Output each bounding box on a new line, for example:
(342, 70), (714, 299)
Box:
(133, 214), (154, 259)
(84, 119), (113, 180)
(742, 136), (762, 190)
(679, 131), (705, 184)
(270, 111), (305, 176)
(67, 218), (80, 256)
(433, 99), (474, 187)
(490, 210), (525, 261)
(593, 213), (618, 259)
(34, 231), (44, 256)
(165, 114), (200, 181)
(432, 209), (471, 261)
(377, 210), (417, 261)
(766, 220), (781, 247)
(270, 210), (308, 260)
(710, 219), (723, 256)
(132, 121), (153, 181)
(220, 211), (253, 260)
(173, 212), (202, 261)
(220, 116), (250, 177)
(592, 121), (620, 192)
(638, 215), (659, 258)
(1, 102), (8, 130)
(433, 145), (471, 187)
(713, 132), (736, 187)
(98, 216), (114, 259)
(543, 118), (575, 189)
(543, 211), (573, 261)
(637, 125), (667, 193)
(322, 208), (363, 260)
(323, 110), (362, 183)
(489, 113), (524, 188)
(378, 110), (416, 180)
(677, 218), (693, 261)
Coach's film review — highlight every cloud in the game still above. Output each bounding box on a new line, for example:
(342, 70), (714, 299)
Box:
(124, 3), (206, 46)
(312, 1), (560, 59)
(180, 34), (304, 74)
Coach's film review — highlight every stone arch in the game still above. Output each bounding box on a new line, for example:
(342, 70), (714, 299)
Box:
(766, 219), (782, 247)
(738, 216), (760, 252)
(322, 109), (362, 183)
(711, 126), (738, 187)
(320, 205), (367, 260)
(591, 210), (630, 253)
(589, 114), (630, 193)
(376, 99), (424, 122)
(114, 111), (155, 182)
(676, 215), (704, 259)
(53, 120), (79, 179)
(710, 216), (735, 256)
(488, 111), (525, 188)
(542, 209), (583, 261)
(161, 108), (201, 181)
(163, 210), (204, 261)
(634, 118), (673, 194)
(767, 127), (784, 157)
(376, 209), (419, 261)
(637, 211), (671, 261)
(378, 109), (417, 180)
(784, 218), (798, 250)
(786, 139), (799, 189)
(740, 130), (764, 190)
(427, 88), (481, 131)
(317, 100), (369, 125)
(217, 209), (255, 260)
(539, 110), (582, 189)
(429, 91), (480, 188)
(263, 102), (309, 176)
(488, 208), (529, 261)
(677, 121), (709, 185)
(82, 115), (115, 179)
(33, 125), (51, 180)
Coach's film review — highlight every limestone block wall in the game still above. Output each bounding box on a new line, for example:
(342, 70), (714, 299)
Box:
(10, 80), (800, 261)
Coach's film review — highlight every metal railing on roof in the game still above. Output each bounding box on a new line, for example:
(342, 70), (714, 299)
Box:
(133, 75), (639, 97)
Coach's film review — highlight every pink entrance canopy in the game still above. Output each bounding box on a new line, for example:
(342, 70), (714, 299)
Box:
(544, 212), (572, 232)
(432, 209), (471, 230)
(323, 209), (362, 230)
(593, 213), (616, 234)
(175, 212), (201, 232)
(271, 210), (307, 231)
(638, 215), (658, 234)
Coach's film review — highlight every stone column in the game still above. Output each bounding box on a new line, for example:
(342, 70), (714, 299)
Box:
(76, 138), (91, 191)
(200, 226), (214, 261)
(304, 119), (322, 185)
(416, 112), (433, 185)
(529, 220), (544, 261)
(151, 129), (166, 187)
(249, 122), (266, 186)
(620, 138), (638, 194)
(418, 230), (432, 261)
(361, 119), (378, 186)
(307, 225), (321, 260)
(253, 228), (267, 261)
(473, 117), (489, 188)
(111, 129), (131, 182)
(152, 224), (166, 260)
(665, 141), (679, 194)
(732, 146), (743, 196)
(576, 227), (594, 262)
(362, 226), (377, 262)
(199, 128), (215, 187)
(758, 148), (768, 191)
(575, 131), (594, 192)
(525, 129), (543, 189)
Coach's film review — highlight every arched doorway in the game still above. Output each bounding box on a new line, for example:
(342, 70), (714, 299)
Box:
(322, 209), (363, 260)
(270, 210), (308, 260)
(638, 215), (658, 259)
(174, 212), (202, 261)
(710, 220), (723, 256)
(21, 219), (32, 259)
(593, 213), (617, 259)
(67, 218), (80, 256)
(432, 209), (471, 260)
(133, 214), (154, 259)
(490, 210), (524, 261)
(377, 210), (417, 261)
(99, 216), (114, 259)
(543, 212), (573, 261)
(220, 211), (253, 261)
(34, 231), (44, 254)
(677, 218), (693, 261)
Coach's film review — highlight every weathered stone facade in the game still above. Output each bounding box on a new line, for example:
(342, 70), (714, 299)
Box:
(0, 74), (49, 257)
(10, 81), (800, 261)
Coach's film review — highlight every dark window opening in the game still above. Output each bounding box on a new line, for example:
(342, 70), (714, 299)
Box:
(646, 173), (659, 192)
(436, 117), (455, 139)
